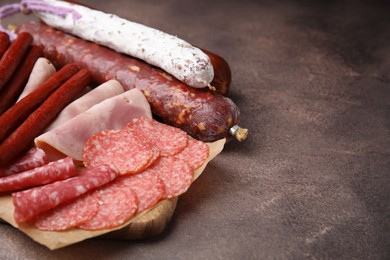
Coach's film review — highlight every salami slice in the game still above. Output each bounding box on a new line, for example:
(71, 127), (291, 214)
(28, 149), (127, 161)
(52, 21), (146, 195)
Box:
(32, 190), (100, 231)
(83, 129), (158, 175)
(174, 137), (210, 170)
(117, 169), (165, 213)
(126, 117), (188, 156)
(149, 156), (194, 199)
(12, 164), (118, 223)
(79, 183), (138, 230)
(0, 157), (76, 193)
(0, 147), (49, 177)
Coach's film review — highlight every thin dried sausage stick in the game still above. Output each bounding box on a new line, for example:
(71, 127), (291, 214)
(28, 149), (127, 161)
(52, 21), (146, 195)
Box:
(0, 69), (91, 166)
(0, 63), (79, 144)
(0, 32), (11, 58)
(0, 45), (43, 115)
(17, 22), (248, 142)
(0, 32), (32, 92)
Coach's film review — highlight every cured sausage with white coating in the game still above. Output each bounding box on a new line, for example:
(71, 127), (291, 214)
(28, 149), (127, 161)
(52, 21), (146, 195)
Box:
(32, 0), (214, 88)
(17, 22), (248, 142)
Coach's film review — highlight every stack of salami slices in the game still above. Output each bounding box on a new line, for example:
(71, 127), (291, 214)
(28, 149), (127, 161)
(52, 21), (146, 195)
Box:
(1, 117), (211, 232)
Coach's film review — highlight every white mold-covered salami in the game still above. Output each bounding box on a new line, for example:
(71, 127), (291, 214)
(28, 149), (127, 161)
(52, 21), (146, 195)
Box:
(33, 0), (214, 88)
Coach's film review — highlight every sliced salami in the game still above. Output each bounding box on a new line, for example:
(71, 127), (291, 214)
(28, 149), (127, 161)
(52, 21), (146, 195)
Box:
(32, 190), (100, 231)
(117, 169), (165, 213)
(174, 137), (210, 170)
(79, 183), (138, 230)
(126, 117), (188, 156)
(0, 147), (49, 177)
(12, 164), (118, 223)
(83, 129), (158, 175)
(149, 156), (194, 199)
(0, 157), (76, 193)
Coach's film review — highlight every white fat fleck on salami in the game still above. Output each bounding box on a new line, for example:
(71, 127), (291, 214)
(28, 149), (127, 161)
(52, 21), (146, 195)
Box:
(149, 156), (194, 199)
(0, 157), (75, 193)
(79, 183), (138, 230)
(12, 164), (119, 223)
(174, 137), (210, 171)
(83, 129), (159, 175)
(0, 147), (49, 177)
(32, 191), (100, 231)
(126, 117), (188, 156)
(36, 0), (214, 88)
(116, 169), (165, 213)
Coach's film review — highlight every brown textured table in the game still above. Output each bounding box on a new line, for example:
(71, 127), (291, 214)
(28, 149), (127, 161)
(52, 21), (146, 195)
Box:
(1, 0), (389, 259)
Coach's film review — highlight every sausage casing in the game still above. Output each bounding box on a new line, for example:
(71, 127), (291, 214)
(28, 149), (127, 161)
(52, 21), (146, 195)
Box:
(17, 22), (242, 142)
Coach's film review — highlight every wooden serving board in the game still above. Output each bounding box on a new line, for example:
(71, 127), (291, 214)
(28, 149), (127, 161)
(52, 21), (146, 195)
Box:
(0, 139), (225, 250)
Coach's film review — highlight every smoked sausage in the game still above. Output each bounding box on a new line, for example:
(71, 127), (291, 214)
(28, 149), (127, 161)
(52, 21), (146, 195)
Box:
(0, 32), (11, 58)
(0, 32), (32, 92)
(0, 69), (91, 166)
(0, 45), (43, 115)
(0, 64), (80, 144)
(17, 22), (248, 142)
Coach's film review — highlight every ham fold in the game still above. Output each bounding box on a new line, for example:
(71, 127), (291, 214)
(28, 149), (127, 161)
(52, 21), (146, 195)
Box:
(45, 80), (124, 131)
(17, 58), (56, 102)
(35, 88), (152, 161)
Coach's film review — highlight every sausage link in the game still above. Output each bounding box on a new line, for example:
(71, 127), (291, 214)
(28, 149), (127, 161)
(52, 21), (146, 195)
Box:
(202, 49), (232, 96)
(0, 63), (80, 144)
(0, 45), (43, 115)
(0, 32), (33, 92)
(17, 22), (247, 142)
(0, 32), (11, 58)
(0, 69), (91, 166)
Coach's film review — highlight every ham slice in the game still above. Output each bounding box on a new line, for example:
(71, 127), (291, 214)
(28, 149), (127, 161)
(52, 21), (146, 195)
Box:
(45, 80), (124, 131)
(35, 88), (152, 161)
(16, 58), (56, 102)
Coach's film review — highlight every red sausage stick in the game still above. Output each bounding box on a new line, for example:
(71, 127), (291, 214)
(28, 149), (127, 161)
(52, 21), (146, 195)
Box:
(0, 32), (11, 58)
(0, 69), (91, 166)
(0, 32), (33, 92)
(0, 45), (43, 115)
(0, 64), (80, 144)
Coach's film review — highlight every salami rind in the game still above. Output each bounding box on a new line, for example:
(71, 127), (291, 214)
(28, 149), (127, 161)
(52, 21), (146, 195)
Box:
(12, 164), (118, 223)
(174, 137), (210, 170)
(83, 129), (158, 175)
(0, 147), (49, 177)
(0, 157), (75, 193)
(117, 169), (165, 213)
(79, 183), (138, 230)
(32, 190), (100, 231)
(149, 156), (194, 199)
(126, 117), (188, 156)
